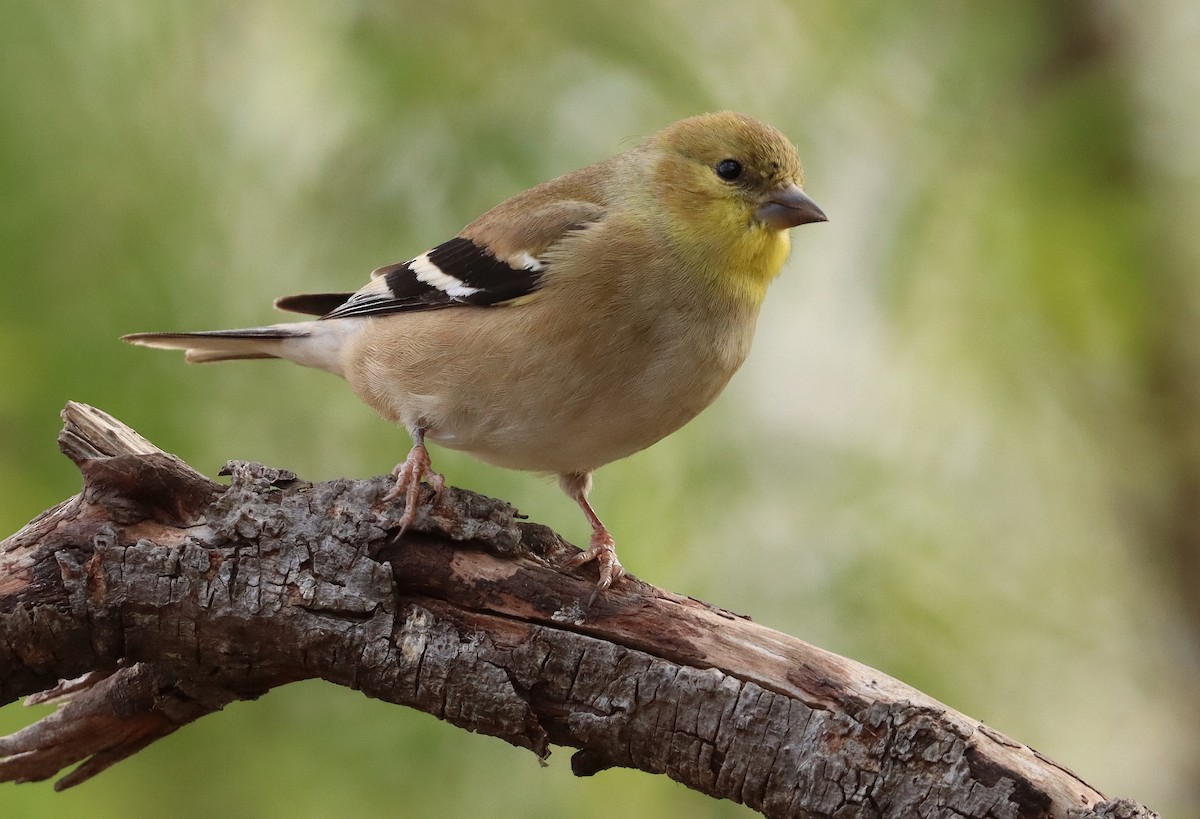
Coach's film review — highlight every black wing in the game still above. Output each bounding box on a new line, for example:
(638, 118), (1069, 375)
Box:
(318, 238), (546, 321)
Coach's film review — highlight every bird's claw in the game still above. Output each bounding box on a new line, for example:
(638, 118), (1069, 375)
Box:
(384, 443), (445, 533)
(561, 531), (625, 600)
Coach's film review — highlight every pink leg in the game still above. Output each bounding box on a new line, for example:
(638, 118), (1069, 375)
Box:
(558, 471), (626, 593)
(383, 427), (445, 533)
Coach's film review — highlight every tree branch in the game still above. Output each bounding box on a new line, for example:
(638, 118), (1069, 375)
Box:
(0, 403), (1156, 817)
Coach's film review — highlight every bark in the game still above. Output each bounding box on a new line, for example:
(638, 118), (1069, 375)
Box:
(0, 403), (1157, 818)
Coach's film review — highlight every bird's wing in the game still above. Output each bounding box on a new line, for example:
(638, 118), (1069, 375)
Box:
(310, 200), (606, 321)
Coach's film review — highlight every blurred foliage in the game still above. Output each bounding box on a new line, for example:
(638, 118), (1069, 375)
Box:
(2, 1), (1198, 816)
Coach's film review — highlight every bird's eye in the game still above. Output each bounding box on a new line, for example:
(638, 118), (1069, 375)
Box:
(715, 159), (743, 181)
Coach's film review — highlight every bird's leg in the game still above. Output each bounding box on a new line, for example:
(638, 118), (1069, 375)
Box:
(558, 471), (626, 594)
(383, 427), (445, 533)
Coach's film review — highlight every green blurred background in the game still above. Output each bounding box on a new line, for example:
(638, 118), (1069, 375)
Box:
(2, 1), (1197, 815)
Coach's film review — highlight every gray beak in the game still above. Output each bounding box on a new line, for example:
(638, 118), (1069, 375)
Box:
(755, 183), (827, 230)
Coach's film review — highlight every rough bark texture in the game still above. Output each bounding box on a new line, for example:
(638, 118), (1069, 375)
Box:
(0, 403), (1157, 818)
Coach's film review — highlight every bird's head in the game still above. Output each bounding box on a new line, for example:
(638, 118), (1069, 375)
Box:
(650, 112), (826, 235)
(647, 112), (825, 301)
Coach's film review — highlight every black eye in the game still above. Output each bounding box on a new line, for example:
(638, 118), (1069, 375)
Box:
(715, 159), (743, 181)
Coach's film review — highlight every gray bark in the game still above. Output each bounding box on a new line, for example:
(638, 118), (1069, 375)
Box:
(0, 403), (1157, 818)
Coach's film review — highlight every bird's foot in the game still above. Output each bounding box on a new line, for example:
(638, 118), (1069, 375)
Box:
(561, 530), (626, 597)
(383, 443), (445, 533)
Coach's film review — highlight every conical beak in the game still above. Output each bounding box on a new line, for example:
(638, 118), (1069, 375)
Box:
(755, 183), (827, 230)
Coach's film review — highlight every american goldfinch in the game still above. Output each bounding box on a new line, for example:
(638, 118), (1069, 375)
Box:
(124, 112), (826, 592)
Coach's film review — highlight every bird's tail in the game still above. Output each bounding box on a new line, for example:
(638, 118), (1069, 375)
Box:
(122, 326), (305, 363)
(122, 322), (351, 378)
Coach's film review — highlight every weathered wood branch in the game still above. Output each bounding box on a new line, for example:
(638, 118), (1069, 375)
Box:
(0, 403), (1156, 817)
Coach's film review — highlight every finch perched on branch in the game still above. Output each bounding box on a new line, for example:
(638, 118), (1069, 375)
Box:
(125, 112), (826, 592)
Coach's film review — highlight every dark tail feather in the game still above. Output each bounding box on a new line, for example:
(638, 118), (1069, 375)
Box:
(274, 292), (354, 316)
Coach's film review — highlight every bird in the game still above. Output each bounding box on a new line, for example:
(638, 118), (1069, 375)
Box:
(124, 112), (826, 593)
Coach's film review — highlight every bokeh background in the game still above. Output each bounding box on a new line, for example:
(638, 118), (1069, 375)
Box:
(2, 1), (1197, 816)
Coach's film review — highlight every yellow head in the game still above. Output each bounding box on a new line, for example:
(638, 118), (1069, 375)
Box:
(649, 112), (825, 303)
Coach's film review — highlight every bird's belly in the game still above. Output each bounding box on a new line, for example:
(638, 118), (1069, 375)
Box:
(429, 370), (719, 474)
(472, 333), (749, 473)
(345, 301), (755, 476)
